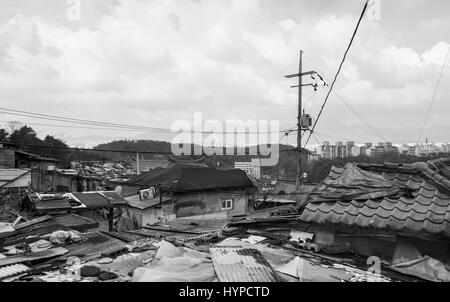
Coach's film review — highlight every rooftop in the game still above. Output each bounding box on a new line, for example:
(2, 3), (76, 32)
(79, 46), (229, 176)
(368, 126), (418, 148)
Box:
(300, 158), (450, 238)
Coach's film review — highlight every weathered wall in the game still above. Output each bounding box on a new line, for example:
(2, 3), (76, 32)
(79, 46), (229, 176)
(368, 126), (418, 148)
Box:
(307, 222), (450, 264)
(125, 202), (176, 228)
(174, 191), (248, 219)
(0, 149), (15, 169)
(30, 170), (101, 193)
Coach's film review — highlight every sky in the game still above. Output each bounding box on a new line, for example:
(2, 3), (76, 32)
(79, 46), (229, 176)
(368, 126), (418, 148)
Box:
(0, 0), (449, 147)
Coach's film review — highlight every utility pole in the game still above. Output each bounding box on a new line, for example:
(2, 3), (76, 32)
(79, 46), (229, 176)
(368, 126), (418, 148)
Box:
(297, 51), (303, 201)
(285, 51), (318, 204)
(136, 152), (140, 175)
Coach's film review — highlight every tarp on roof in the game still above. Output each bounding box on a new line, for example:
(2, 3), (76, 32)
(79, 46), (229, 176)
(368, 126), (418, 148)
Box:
(72, 192), (112, 209)
(126, 166), (255, 193)
(309, 163), (407, 203)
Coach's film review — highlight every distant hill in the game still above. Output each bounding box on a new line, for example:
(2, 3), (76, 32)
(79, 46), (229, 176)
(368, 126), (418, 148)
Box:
(90, 139), (296, 173)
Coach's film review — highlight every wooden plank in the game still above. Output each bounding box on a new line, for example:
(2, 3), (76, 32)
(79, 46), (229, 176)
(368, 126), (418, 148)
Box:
(14, 215), (52, 231)
(246, 229), (291, 241)
(0, 247), (69, 267)
(143, 226), (201, 235)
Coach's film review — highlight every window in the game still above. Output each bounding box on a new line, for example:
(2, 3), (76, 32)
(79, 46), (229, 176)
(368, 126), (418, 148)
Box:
(221, 199), (233, 210)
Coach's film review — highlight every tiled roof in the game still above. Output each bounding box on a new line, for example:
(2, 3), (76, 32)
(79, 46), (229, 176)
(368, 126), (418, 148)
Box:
(126, 166), (255, 193)
(300, 158), (450, 237)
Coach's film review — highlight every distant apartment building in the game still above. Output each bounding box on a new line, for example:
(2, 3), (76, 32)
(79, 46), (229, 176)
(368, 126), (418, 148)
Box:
(316, 141), (361, 159)
(315, 141), (406, 159)
(316, 140), (449, 160)
(234, 158), (261, 179)
(414, 143), (447, 157)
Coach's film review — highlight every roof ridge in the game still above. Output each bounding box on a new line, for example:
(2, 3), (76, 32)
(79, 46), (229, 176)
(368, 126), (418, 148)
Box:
(306, 207), (450, 225)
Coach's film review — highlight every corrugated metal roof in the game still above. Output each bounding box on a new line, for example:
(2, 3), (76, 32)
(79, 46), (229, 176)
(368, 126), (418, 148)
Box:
(301, 160), (450, 237)
(0, 264), (29, 279)
(209, 247), (278, 282)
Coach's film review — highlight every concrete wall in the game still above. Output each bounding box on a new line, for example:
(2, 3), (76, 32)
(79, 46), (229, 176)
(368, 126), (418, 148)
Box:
(174, 191), (249, 219)
(125, 203), (176, 228)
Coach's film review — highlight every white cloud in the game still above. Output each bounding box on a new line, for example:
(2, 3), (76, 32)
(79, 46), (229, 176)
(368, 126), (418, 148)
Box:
(0, 0), (448, 144)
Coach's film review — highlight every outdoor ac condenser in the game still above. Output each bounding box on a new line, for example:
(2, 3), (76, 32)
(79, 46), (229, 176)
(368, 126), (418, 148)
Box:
(139, 187), (156, 200)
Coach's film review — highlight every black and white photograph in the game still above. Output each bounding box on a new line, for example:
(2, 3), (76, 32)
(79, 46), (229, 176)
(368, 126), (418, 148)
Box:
(0, 0), (449, 289)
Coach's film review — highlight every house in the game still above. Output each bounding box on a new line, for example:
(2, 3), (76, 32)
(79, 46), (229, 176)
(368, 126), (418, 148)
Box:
(31, 169), (103, 193)
(122, 194), (175, 228)
(0, 142), (58, 170)
(24, 191), (128, 231)
(300, 158), (450, 280)
(0, 142), (105, 193)
(122, 165), (256, 224)
(0, 142), (59, 193)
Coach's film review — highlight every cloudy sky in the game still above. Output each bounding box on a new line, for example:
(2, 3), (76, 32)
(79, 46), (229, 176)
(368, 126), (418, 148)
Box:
(0, 0), (449, 147)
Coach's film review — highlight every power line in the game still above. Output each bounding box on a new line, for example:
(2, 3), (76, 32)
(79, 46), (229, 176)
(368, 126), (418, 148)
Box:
(5, 133), (295, 156)
(313, 130), (362, 143)
(0, 108), (171, 132)
(6, 142), (175, 155)
(0, 120), (163, 133)
(309, 152), (344, 167)
(417, 45), (450, 144)
(305, 0), (369, 146)
(0, 107), (291, 135)
(330, 91), (387, 142)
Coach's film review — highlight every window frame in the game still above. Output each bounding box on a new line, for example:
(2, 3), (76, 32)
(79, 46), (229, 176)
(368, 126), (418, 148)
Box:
(221, 198), (234, 210)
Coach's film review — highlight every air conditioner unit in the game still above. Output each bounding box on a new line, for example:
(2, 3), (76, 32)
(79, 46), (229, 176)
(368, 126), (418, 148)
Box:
(139, 187), (156, 201)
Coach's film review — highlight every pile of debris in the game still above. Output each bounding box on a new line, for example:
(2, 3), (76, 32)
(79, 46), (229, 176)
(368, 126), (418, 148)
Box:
(0, 214), (419, 282)
(70, 161), (135, 182)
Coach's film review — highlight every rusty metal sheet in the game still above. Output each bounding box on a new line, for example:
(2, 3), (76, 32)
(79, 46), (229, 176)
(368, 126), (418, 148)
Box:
(209, 246), (278, 282)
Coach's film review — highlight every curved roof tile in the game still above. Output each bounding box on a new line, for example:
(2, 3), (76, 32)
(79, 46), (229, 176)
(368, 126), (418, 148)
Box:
(301, 159), (450, 236)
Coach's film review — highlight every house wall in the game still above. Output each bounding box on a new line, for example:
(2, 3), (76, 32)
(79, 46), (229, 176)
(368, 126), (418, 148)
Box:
(31, 171), (76, 192)
(174, 191), (249, 219)
(308, 223), (397, 262)
(30, 170), (100, 193)
(307, 222), (450, 264)
(77, 209), (110, 231)
(0, 149), (15, 168)
(125, 202), (176, 228)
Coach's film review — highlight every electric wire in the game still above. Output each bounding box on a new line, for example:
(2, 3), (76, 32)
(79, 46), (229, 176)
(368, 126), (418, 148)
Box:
(305, 0), (369, 146)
